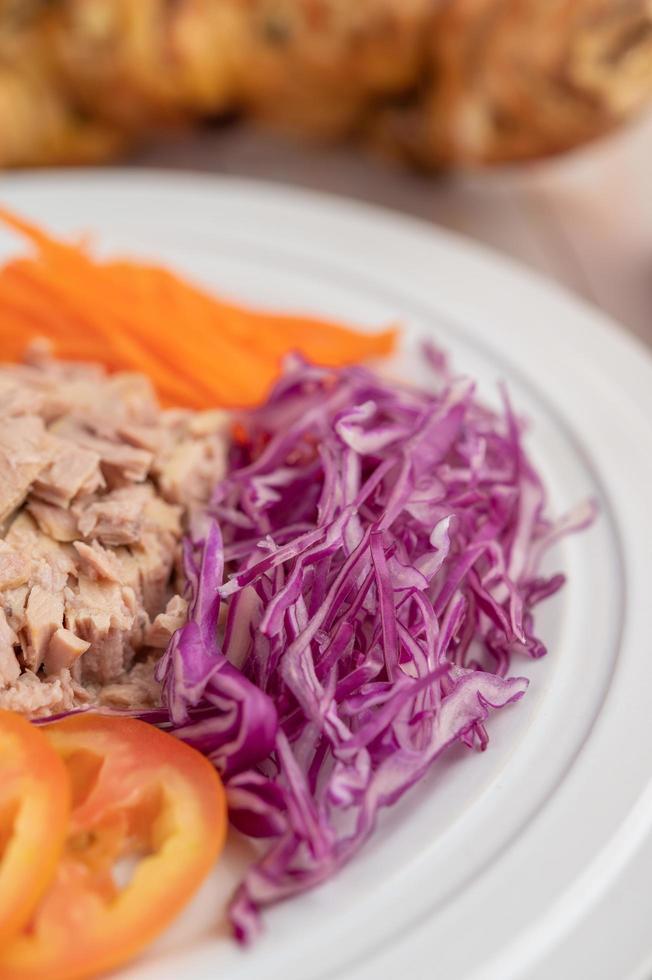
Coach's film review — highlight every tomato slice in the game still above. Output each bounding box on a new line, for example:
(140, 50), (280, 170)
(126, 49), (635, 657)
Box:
(0, 715), (227, 980)
(0, 711), (70, 946)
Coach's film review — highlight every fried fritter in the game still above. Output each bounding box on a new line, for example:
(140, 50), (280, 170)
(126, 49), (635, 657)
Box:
(234, 0), (434, 136)
(377, 0), (652, 166)
(47, 0), (246, 127)
(45, 0), (433, 139)
(0, 0), (123, 166)
(0, 63), (123, 167)
(0, 0), (651, 169)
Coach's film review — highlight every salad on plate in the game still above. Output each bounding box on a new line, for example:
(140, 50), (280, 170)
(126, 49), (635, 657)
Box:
(0, 211), (593, 979)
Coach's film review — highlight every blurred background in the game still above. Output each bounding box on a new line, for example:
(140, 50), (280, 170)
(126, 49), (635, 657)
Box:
(2, 0), (651, 345)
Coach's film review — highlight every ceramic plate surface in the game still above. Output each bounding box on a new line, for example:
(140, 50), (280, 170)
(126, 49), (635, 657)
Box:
(2, 171), (651, 980)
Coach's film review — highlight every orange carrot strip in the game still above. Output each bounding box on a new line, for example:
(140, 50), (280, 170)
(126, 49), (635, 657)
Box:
(0, 208), (397, 409)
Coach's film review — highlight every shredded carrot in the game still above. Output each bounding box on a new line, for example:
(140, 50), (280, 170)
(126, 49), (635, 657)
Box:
(0, 208), (396, 409)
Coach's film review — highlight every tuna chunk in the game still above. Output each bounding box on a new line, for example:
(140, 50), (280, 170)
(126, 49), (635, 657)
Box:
(76, 486), (151, 546)
(56, 422), (153, 484)
(27, 500), (79, 542)
(3, 584), (28, 635)
(0, 608), (20, 687)
(143, 496), (182, 537)
(146, 594), (188, 648)
(73, 541), (121, 582)
(117, 423), (167, 454)
(0, 543), (30, 590)
(31, 558), (72, 594)
(44, 627), (90, 675)
(31, 440), (102, 507)
(6, 513), (76, 592)
(155, 440), (222, 505)
(98, 658), (161, 709)
(0, 378), (44, 418)
(187, 409), (230, 438)
(110, 547), (144, 595)
(0, 646), (20, 688)
(0, 415), (52, 521)
(132, 532), (177, 619)
(65, 577), (137, 683)
(24, 585), (65, 672)
(4, 511), (41, 549)
(0, 354), (229, 717)
(0, 669), (83, 716)
(103, 373), (159, 425)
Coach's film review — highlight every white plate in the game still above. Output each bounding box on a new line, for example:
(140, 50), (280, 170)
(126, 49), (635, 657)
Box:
(1, 171), (651, 980)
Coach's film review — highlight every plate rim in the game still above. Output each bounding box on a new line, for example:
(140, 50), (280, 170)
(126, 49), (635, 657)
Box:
(3, 165), (651, 372)
(1, 169), (651, 980)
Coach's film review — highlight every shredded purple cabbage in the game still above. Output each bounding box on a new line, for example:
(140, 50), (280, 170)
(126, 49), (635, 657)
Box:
(156, 355), (595, 942)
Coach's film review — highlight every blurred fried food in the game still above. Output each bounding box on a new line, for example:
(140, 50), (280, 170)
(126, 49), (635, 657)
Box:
(0, 0), (124, 165)
(234, 0), (434, 136)
(47, 0), (245, 126)
(46, 0), (432, 137)
(0, 0), (651, 169)
(378, 0), (652, 166)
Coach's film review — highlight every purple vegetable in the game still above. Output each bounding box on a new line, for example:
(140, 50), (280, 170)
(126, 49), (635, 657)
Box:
(155, 518), (277, 778)
(153, 354), (594, 941)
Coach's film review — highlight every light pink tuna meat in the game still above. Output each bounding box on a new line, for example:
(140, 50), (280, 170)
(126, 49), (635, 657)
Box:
(132, 531), (177, 619)
(3, 584), (28, 635)
(24, 585), (65, 672)
(0, 543), (31, 590)
(0, 415), (52, 522)
(0, 608), (20, 687)
(0, 355), (229, 715)
(73, 540), (121, 582)
(97, 658), (161, 709)
(65, 577), (137, 683)
(44, 627), (91, 675)
(0, 669), (85, 716)
(31, 439), (103, 508)
(76, 486), (151, 546)
(27, 500), (79, 542)
(58, 423), (154, 484)
(6, 514), (76, 592)
(146, 594), (188, 648)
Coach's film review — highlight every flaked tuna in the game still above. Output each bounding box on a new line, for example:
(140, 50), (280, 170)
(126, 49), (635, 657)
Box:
(0, 353), (228, 715)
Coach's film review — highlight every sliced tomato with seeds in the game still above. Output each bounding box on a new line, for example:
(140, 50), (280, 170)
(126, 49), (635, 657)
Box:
(0, 711), (70, 946)
(0, 715), (227, 980)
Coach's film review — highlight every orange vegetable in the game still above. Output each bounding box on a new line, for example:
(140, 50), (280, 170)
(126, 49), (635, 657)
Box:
(0, 712), (70, 946)
(0, 208), (396, 409)
(0, 715), (227, 980)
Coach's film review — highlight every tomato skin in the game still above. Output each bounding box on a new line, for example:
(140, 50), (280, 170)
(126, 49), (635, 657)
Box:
(0, 711), (70, 946)
(0, 715), (227, 980)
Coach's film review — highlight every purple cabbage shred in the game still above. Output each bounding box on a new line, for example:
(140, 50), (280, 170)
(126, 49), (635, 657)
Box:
(155, 355), (595, 942)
